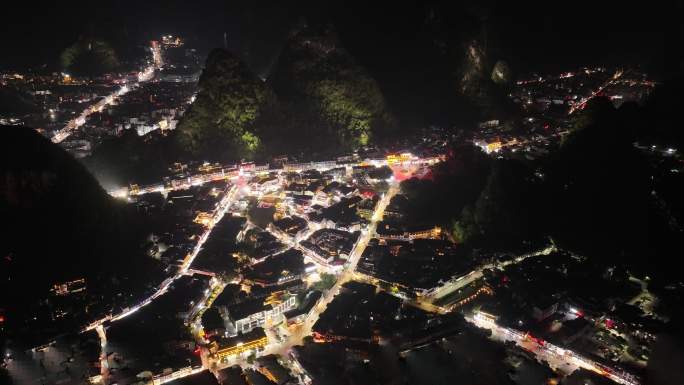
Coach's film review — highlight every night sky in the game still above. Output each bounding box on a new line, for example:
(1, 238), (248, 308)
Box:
(1, 0), (677, 77)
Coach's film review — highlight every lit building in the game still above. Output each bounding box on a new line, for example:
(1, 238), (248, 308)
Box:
(386, 152), (413, 165)
(161, 35), (184, 47)
(194, 212), (213, 226)
(269, 216), (308, 241)
(250, 175), (280, 193)
(406, 226), (441, 240)
(376, 223), (442, 241)
(212, 328), (268, 361)
(284, 290), (322, 326)
(224, 293), (297, 335)
(51, 278), (86, 296)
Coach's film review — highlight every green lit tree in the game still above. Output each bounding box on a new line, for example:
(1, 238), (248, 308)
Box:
(60, 38), (119, 77)
(311, 273), (337, 292)
(177, 49), (276, 160)
(270, 26), (395, 151)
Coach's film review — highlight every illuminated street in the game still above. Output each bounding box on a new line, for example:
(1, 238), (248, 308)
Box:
(468, 312), (639, 385)
(84, 183), (240, 332)
(51, 42), (162, 144)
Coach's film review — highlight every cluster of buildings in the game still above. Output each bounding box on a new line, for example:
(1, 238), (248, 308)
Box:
(472, 67), (656, 159)
(512, 67), (654, 111)
(200, 275), (307, 362)
(176, 157), (426, 365)
(132, 180), (232, 270)
(1, 70), (126, 143)
(357, 237), (473, 296)
(1, 35), (200, 159)
(50, 278), (86, 296)
(101, 81), (196, 137)
(475, 251), (659, 374)
(212, 355), (301, 385)
(300, 228), (360, 266)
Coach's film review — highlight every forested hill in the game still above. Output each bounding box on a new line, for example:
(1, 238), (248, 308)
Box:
(269, 25), (394, 151)
(176, 49), (277, 160)
(176, 26), (395, 160)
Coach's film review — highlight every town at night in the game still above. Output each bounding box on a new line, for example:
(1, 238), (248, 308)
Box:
(1, 2), (682, 385)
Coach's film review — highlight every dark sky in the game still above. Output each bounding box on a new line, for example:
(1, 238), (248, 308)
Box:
(0, 0), (676, 76)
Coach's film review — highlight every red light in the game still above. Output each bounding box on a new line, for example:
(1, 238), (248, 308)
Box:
(313, 331), (326, 342)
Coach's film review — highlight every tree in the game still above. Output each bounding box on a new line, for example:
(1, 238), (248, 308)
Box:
(452, 206), (479, 243)
(60, 38), (119, 77)
(491, 60), (512, 85)
(311, 273), (337, 291)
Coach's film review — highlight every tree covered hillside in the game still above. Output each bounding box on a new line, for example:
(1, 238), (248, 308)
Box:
(176, 49), (277, 160)
(270, 25), (395, 150)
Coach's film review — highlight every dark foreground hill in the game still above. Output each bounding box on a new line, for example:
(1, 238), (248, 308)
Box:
(0, 126), (164, 346)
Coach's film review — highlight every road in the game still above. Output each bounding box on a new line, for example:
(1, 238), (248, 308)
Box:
(424, 243), (558, 301)
(284, 229), (638, 385)
(217, 183), (400, 365)
(84, 183), (239, 332)
(95, 325), (108, 383)
(88, 159), (416, 379)
(469, 311), (639, 385)
(110, 156), (441, 199)
(568, 69), (624, 115)
(51, 42), (161, 144)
